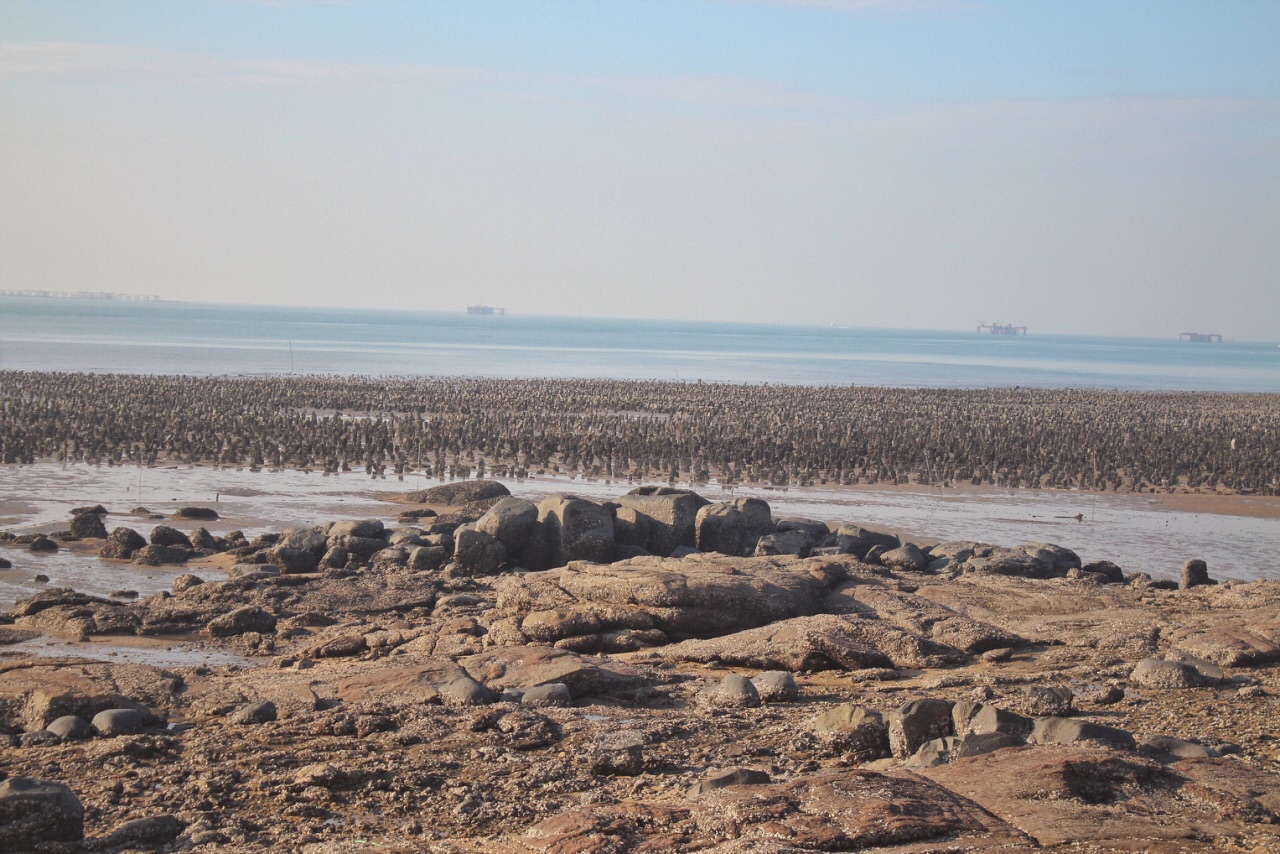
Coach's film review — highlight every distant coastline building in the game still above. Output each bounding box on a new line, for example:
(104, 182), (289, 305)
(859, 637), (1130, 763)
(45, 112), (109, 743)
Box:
(977, 322), (1027, 336)
(466, 305), (505, 316)
(0, 289), (161, 302)
(1179, 332), (1223, 343)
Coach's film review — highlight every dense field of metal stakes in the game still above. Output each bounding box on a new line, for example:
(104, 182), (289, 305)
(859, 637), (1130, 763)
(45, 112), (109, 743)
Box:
(1, 371), (1278, 495)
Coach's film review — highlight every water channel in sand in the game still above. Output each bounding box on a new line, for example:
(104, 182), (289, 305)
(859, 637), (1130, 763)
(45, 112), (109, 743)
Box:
(2, 464), (1277, 618)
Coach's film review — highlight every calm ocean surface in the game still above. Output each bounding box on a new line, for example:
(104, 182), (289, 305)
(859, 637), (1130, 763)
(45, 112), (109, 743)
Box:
(2, 297), (1278, 390)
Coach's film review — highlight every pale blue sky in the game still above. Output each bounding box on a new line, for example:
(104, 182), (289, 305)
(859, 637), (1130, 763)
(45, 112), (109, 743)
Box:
(2, 0), (1277, 338)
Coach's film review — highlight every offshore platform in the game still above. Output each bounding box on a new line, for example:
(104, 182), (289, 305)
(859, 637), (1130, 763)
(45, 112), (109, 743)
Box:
(977, 321), (1027, 336)
(1180, 332), (1222, 343)
(466, 305), (506, 316)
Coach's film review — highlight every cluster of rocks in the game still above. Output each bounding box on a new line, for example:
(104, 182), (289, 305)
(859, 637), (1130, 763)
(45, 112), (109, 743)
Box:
(2, 481), (1279, 851)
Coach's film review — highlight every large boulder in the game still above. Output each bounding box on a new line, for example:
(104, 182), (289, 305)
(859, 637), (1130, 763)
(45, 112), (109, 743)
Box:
(208, 606), (277, 637)
(69, 511), (108, 540)
(174, 506), (219, 520)
(475, 497), (539, 556)
(0, 777), (84, 848)
(327, 519), (385, 542)
(612, 489), (709, 557)
(460, 645), (646, 698)
(491, 554), (851, 647)
(537, 494), (615, 567)
(149, 525), (193, 549)
(452, 527), (508, 575)
(889, 698), (954, 759)
(278, 527), (328, 556)
(813, 704), (891, 761)
(99, 526), (147, 560)
(695, 498), (774, 557)
(832, 525), (900, 558)
(659, 613), (967, 671)
(130, 544), (191, 566)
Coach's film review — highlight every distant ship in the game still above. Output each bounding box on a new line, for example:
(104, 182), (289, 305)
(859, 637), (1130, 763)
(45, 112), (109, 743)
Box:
(466, 305), (505, 316)
(1179, 332), (1222, 343)
(977, 321), (1027, 336)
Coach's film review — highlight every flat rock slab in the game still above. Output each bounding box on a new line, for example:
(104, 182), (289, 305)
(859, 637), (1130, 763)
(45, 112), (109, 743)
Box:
(840, 584), (1024, 654)
(519, 768), (1028, 852)
(460, 645), (647, 698)
(493, 554), (852, 645)
(328, 659), (469, 705)
(0, 659), (179, 730)
(920, 745), (1280, 849)
(658, 612), (967, 671)
(1171, 619), (1280, 667)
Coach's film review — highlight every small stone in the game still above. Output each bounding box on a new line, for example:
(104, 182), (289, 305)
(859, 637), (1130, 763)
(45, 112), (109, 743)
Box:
(1141, 735), (1220, 759)
(105, 815), (183, 847)
(28, 535), (57, 552)
(687, 767), (770, 796)
(231, 701), (277, 725)
(521, 683), (572, 708)
(981, 647), (1014, 662)
(171, 574), (204, 592)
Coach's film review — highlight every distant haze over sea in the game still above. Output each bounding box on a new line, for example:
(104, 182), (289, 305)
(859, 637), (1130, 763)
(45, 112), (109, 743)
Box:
(1, 297), (1277, 392)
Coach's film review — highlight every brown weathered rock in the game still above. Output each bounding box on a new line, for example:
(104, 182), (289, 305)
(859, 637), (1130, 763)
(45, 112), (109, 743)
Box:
(659, 612), (966, 671)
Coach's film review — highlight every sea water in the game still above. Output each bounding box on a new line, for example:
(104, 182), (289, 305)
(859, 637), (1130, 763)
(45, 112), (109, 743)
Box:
(2, 297), (1278, 391)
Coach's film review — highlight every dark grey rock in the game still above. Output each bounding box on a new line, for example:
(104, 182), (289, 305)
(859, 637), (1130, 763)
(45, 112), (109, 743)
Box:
(149, 525), (192, 548)
(1180, 559), (1214, 589)
(208, 606), (277, 637)
(475, 496), (540, 556)
(695, 498), (774, 557)
(752, 670), (799, 703)
(439, 675), (492, 707)
(91, 708), (145, 737)
(812, 704), (891, 761)
(105, 814), (183, 847)
(687, 767), (770, 796)
(537, 494), (615, 566)
(453, 527), (508, 575)
(1029, 716), (1136, 750)
(0, 777), (84, 847)
(69, 512), (108, 540)
(99, 526), (147, 559)
(698, 674), (761, 709)
(232, 701), (277, 725)
(45, 716), (91, 741)
(889, 698), (953, 759)
(521, 683), (572, 707)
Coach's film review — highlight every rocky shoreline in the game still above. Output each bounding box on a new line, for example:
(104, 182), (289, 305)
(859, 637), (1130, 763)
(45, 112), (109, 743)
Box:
(2, 480), (1278, 851)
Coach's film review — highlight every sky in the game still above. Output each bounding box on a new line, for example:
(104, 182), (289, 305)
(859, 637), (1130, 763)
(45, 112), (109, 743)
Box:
(1, 0), (1277, 339)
